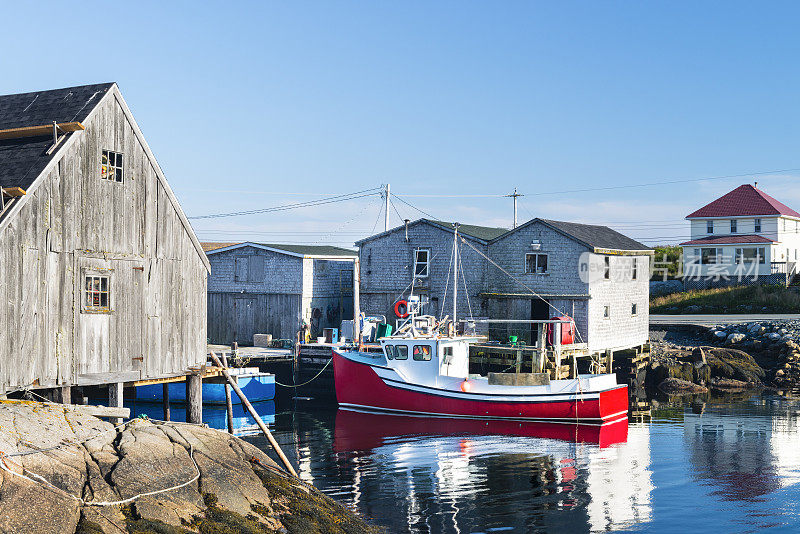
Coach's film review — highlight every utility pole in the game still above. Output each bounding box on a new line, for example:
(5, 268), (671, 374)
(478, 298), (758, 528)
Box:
(384, 183), (390, 232)
(506, 188), (524, 229)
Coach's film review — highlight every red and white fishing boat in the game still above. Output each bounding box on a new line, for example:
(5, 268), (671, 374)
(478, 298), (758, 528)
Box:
(333, 224), (628, 423)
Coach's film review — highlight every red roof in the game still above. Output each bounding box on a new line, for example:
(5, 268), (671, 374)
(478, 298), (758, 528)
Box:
(680, 234), (775, 246)
(686, 184), (800, 218)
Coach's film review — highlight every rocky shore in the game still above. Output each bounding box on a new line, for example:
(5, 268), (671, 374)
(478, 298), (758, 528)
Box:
(0, 401), (377, 534)
(649, 321), (800, 393)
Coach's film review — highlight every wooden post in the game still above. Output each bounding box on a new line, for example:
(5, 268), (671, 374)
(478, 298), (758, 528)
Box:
(56, 386), (71, 405)
(353, 257), (361, 344)
(209, 352), (298, 477)
(109, 382), (124, 425)
(515, 349), (522, 374)
(162, 383), (171, 421)
(186, 372), (203, 424)
(221, 352), (235, 434)
(535, 322), (547, 374)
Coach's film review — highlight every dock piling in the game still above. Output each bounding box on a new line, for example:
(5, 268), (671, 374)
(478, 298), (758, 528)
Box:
(221, 352), (235, 434)
(108, 382), (123, 425)
(186, 372), (203, 424)
(162, 383), (171, 421)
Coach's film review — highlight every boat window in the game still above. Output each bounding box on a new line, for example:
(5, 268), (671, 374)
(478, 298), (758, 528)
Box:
(395, 345), (408, 360)
(413, 345), (432, 361)
(384, 345), (394, 360)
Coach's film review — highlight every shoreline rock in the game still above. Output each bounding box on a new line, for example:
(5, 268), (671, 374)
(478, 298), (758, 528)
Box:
(0, 401), (378, 534)
(658, 378), (709, 394)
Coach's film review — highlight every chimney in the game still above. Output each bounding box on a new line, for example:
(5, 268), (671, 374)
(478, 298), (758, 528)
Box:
(754, 181), (759, 189)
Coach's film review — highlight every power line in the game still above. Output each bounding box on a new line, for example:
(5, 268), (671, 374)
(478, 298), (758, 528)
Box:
(393, 194), (437, 219)
(188, 187), (382, 220)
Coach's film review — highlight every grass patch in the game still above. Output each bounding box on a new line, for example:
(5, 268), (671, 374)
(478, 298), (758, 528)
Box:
(650, 285), (800, 314)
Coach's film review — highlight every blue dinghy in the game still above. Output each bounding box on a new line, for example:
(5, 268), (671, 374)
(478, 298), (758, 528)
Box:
(137, 367), (276, 404)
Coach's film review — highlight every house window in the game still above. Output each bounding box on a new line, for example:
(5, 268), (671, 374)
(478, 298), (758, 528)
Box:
(394, 345), (408, 360)
(755, 218), (762, 233)
(525, 253), (548, 274)
(707, 220), (714, 234)
(735, 247), (766, 264)
(631, 303), (638, 316)
(694, 248), (701, 263)
(413, 345), (432, 361)
(101, 150), (124, 183)
(604, 256), (610, 279)
(84, 274), (110, 313)
(701, 248), (722, 265)
(414, 249), (430, 278)
(631, 258), (637, 280)
(730, 219), (737, 233)
(603, 305), (610, 319)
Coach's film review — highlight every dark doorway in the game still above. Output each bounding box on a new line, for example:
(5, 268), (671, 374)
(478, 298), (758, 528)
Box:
(531, 298), (550, 346)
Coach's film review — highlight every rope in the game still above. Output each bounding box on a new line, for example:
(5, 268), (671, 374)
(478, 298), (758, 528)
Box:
(0, 421), (200, 507)
(274, 356), (333, 388)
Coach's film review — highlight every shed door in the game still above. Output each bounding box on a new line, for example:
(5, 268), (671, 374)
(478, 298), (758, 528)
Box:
(234, 297), (256, 345)
(531, 298), (550, 346)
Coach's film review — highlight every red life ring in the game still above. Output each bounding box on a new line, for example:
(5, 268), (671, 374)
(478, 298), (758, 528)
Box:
(394, 300), (409, 318)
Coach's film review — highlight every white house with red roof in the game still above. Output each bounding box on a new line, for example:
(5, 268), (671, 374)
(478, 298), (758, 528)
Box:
(680, 183), (800, 288)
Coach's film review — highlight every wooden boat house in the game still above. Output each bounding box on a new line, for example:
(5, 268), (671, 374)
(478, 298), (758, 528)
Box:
(0, 83), (210, 399)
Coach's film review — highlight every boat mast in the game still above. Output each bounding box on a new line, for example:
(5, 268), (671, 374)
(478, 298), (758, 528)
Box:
(452, 222), (459, 327)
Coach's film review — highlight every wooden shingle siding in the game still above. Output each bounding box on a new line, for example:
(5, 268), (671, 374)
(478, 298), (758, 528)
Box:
(0, 86), (207, 391)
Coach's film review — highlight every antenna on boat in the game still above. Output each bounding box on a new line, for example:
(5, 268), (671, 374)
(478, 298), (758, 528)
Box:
(452, 222), (459, 329)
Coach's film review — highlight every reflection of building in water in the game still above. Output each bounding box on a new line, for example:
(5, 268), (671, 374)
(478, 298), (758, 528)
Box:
(323, 411), (653, 533)
(684, 397), (800, 501)
(585, 426), (653, 532)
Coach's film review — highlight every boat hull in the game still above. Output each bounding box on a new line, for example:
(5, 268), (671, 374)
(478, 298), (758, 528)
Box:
(137, 374), (275, 405)
(333, 351), (627, 422)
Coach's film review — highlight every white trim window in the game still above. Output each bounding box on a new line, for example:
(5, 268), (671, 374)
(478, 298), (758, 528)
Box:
(631, 303), (638, 316)
(754, 218), (762, 233)
(603, 305), (611, 319)
(631, 258), (638, 280)
(83, 273), (111, 313)
(730, 219), (737, 233)
(735, 247), (766, 264)
(525, 253), (548, 274)
(101, 150), (124, 183)
(604, 256), (610, 279)
(414, 249), (430, 278)
(707, 220), (714, 234)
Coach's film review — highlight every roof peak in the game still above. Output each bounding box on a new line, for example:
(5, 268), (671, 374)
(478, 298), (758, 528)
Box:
(686, 183), (800, 219)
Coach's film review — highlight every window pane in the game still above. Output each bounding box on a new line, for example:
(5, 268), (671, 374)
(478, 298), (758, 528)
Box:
(413, 345), (431, 361)
(384, 345), (394, 360)
(526, 254), (535, 273)
(100, 292), (108, 307)
(537, 254), (547, 273)
(395, 346), (408, 360)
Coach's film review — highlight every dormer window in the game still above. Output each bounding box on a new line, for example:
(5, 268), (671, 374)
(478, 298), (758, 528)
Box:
(707, 220), (713, 234)
(730, 219), (737, 233)
(101, 150), (124, 183)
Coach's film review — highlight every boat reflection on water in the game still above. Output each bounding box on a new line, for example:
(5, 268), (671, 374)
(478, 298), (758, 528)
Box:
(319, 408), (653, 533)
(130, 400), (275, 437)
(333, 409), (629, 451)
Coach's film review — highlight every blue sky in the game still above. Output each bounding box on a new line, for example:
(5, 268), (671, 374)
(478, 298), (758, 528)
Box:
(3, 1), (800, 247)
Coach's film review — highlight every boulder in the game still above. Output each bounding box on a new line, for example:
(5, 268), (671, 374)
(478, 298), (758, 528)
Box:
(704, 347), (765, 384)
(0, 402), (376, 534)
(685, 305), (702, 314)
(726, 333), (746, 345)
(714, 331), (728, 340)
(658, 378), (709, 394)
(710, 378), (754, 390)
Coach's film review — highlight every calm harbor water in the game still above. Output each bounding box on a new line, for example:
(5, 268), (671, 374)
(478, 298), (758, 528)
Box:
(241, 393), (800, 533)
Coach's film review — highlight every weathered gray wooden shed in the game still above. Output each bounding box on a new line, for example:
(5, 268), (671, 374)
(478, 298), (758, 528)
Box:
(356, 217), (652, 353)
(205, 242), (357, 344)
(0, 83), (210, 394)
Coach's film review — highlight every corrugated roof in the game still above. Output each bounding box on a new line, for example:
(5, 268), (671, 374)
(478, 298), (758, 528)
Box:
(686, 184), (800, 218)
(680, 234), (774, 246)
(537, 218), (652, 251)
(0, 83), (114, 191)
